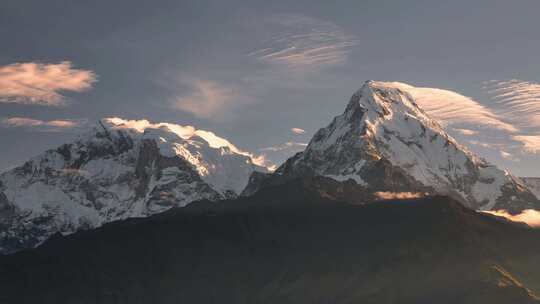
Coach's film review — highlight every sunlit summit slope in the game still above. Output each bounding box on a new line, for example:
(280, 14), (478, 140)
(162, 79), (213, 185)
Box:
(248, 81), (539, 212)
(0, 118), (266, 254)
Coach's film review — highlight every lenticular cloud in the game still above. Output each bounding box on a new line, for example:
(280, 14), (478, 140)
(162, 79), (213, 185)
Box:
(249, 15), (358, 69)
(377, 82), (518, 132)
(484, 79), (540, 129)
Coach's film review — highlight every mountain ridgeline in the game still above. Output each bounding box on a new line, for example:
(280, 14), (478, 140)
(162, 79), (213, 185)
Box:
(1, 179), (540, 304)
(1, 81), (539, 255)
(523, 178), (540, 200)
(1, 80), (540, 303)
(245, 81), (540, 212)
(0, 118), (266, 254)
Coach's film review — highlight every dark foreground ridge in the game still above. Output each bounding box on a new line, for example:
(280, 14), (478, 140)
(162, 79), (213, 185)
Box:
(1, 178), (540, 304)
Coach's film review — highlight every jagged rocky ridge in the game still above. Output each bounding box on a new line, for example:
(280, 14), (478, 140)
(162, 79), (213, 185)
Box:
(523, 178), (540, 200)
(245, 81), (540, 212)
(0, 118), (266, 254)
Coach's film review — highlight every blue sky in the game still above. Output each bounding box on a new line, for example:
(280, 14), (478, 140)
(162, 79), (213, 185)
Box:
(0, 0), (539, 176)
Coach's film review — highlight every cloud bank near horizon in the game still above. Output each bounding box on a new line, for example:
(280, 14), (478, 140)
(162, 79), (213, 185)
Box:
(1, 117), (86, 132)
(483, 209), (540, 228)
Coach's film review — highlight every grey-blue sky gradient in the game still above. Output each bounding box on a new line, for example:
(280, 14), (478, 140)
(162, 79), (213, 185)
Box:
(1, 0), (539, 176)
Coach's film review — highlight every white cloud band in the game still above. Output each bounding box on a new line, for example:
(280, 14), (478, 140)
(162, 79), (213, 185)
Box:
(1, 117), (86, 131)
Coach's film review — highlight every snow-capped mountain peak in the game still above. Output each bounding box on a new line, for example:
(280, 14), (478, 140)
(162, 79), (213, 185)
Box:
(266, 81), (539, 211)
(0, 118), (266, 254)
(99, 117), (267, 194)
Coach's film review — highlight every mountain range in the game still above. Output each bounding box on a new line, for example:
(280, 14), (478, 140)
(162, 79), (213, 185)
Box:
(245, 81), (539, 210)
(0, 81), (539, 257)
(2, 179), (540, 303)
(2, 80), (540, 303)
(0, 118), (266, 254)
(0, 81), (540, 254)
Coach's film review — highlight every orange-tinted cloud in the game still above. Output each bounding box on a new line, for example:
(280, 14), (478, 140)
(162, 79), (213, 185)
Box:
(374, 191), (426, 200)
(484, 79), (540, 129)
(171, 78), (250, 119)
(291, 127), (305, 134)
(453, 128), (479, 136)
(260, 141), (307, 152)
(1, 117), (86, 131)
(0, 61), (97, 106)
(513, 135), (540, 153)
(483, 209), (540, 227)
(384, 82), (518, 132)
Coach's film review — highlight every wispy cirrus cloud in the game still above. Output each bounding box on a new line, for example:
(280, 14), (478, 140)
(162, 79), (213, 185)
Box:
(383, 82), (518, 132)
(513, 135), (540, 153)
(165, 15), (356, 121)
(452, 128), (479, 136)
(410, 88), (518, 132)
(466, 139), (521, 161)
(466, 140), (507, 150)
(1, 117), (86, 132)
(0, 61), (97, 106)
(381, 82), (540, 160)
(499, 150), (519, 161)
(260, 141), (307, 152)
(258, 141), (308, 171)
(169, 77), (252, 119)
(291, 127), (305, 134)
(484, 79), (540, 129)
(248, 15), (358, 69)
(481, 79), (540, 155)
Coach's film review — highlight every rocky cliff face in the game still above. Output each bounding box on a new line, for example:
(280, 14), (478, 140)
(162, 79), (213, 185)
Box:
(523, 178), (540, 200)
(0, 118), (266, 254)
(247, 81), (539, 212)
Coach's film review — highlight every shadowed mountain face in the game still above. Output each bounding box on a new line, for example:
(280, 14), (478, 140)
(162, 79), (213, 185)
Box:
(1, 178), (540, 304)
